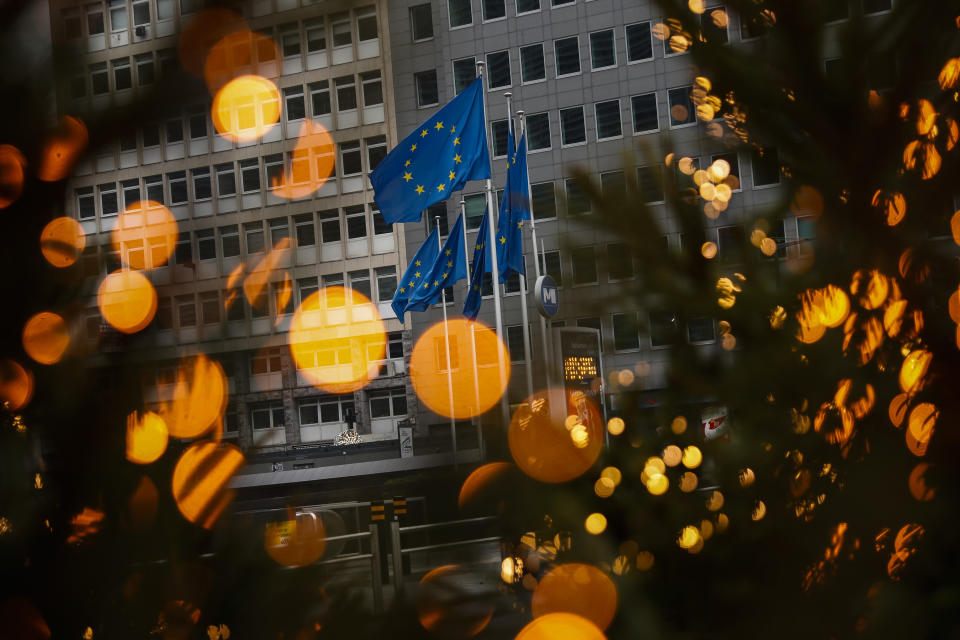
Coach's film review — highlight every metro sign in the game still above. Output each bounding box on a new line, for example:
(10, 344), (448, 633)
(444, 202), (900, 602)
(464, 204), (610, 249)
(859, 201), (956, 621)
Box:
(701, 406), (729, 441)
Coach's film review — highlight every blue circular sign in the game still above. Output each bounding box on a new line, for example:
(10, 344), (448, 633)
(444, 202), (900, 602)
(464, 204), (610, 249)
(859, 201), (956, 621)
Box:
(535, 275), (559, 317)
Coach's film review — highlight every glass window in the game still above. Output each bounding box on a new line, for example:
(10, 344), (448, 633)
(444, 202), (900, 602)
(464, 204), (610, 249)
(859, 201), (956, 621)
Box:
(345, 205), (367, 238)
(492, 120), (509, 157)
(331, 13), (351, 47)
(112, 58), (132, 91)
(650, 311), (679, 347)
(668, 86), (695, 127)
(565, 178), (589, 216)
(240, 158), (260, 192)
(335, 75), (357, 111)
(281, 24), (301, 57)
(245, 222), (264, 254)
(560, 106), (586, 145)
(526, 112), (551, 151)
(132, 0), (150, 26)
(87, 3), (105, 35)
(376, 266), (398, 302)
(251, 402), (284, 430)
(637, 165), (664, 203)
(520, 44), (545, 83)
(538, 250), (562, 286)
(712, 152), (740, 186)
(531, 182), (556, 220)
(863, 0), (892, 14)
(688, 317), (715, 343)
(601, 170), (625, 201)
(590, 29), (616, 69)
(797, 216), (816, 253)
(177, 295), (196, 327)
(142, 124), (160, 148)
(506, 325), (526, 362)
(196, 229), (215, 261)
(357, 7), (378, 41)
(145, 175), (163, 203)
(448, 0), (472, 28)
(369, 388), (407, 418)
(175, 232), (193, 264)
(294, 213), (315, 247)
(387, 332), (404, 359)
(201, 292), (220, 325)
(607, 242), (634, 280)
(191, 167), (211, 200)
(552, 0), (574, 5)
(188, 110), (207, 139)
(631, 93), (659, 133)
(595, 100), (622, 139)
(752, 147), (780, 186)
(555, 37), (580, 76)
(340, 141), (362, 176)
(517, 0), (539, 12)
(307, 81), (331, 117)
(453, 57), (476, 94)
(90, 62), (109, 94)
(361, 70), (383, 106)
(167, 171), (187, 204)
(487, 50), (511, 88)
(349, 269), (372, 301)
(298, 277), (319, 304)
(109, 0), (127, 32)
(571, 246), (597, 284)
(305, 18), (325, 53)
(220, 225), (240, 258)
(269, 217), (289, 248)
(215, 163), (235, 197)
(717, 225), (744, 264)
(136, 53), (154, 86)
(99, 183), (118, 217)
(319, 210), (341, 242)
(166, 118), (183, 143)
(415, 70), (439, 107)
(366, 135), (387, 171)
(427, 203), (449, 235)
(613, 313), (639, 351)
(284, 86), (305, 121)
(157, 0), (173, 21)
(700, 7), (728, 43)
(410, 4), (434, 40)
(121, 179), (140, 210)
(626, 22), (653, 62)
(264, 154), (283, 189)
(77, 187), (96, 220)
(483, 0), (505, 20)
(372, 207), (390, 235)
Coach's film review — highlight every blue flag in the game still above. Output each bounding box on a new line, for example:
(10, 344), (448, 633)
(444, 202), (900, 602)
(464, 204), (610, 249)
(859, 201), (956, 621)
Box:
(463, 207), (492, 320)
(407, 213), (468, 311)
(495, 131), (530, 282)
(392, 226), (440, 320)
(370, 77), (492, 224)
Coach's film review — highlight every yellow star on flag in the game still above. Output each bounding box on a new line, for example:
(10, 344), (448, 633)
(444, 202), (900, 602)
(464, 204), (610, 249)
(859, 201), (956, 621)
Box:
(517, 221), (523, 228)
(421, 129), (429, 137)
(404, 159), (411, 167)
(435, 121), (444, 130)
(415, 185), (425, 194)
(411, 144), (417, 152)
(446, 261), (453, 268)
(415, 260), (421, 266)
(434, 280), (440, 286)
(451, 125), (456, 133)
(454, 154), (462, 164)
(453, 137), (460, 145)
(442, 272), (448, 279)
(409, 281), (415, 287)
(499, 236), (506, 244)
(399, 287), (405, 293)
(449, 170), (455, 180)
(403, 171), (413, 182)
(415, 271), (421, 278)
(437, 184), (446, 192)
(445, 249), (452, 255)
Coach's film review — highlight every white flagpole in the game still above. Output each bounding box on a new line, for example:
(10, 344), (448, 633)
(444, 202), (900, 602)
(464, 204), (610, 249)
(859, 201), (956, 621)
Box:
(476, 60), (511, 430)
(518, 110), (552, 389)
(461, 199), (485, 462)
(437, 215), (458, 469)
(504, 94), (534, 402)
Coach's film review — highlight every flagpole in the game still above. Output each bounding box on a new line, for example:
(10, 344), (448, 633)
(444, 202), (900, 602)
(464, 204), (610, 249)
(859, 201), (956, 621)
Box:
(437, 215), (458, 469)
(518, 109), (552, 389)
(504, 94), (534, 402)
(476, 60), (511, 430)
(461, 198), (485, 462)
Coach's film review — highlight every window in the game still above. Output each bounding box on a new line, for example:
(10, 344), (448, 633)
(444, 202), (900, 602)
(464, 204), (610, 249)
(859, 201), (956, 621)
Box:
(281, 24), (301, 58)
(361, 71), (383, 106)
(331, 13), (351, 47)
(453, 57), (476, 94)
(245, 222), (264, 255)
(517, 0), (539, 13)
(668, 86), (695, 127)
(109, 0), (127, 32)
(269, 218), (289, 248)
(291, 214), (314, 247)
(310, 81), (331, 117)
(284, 86), (305, 121)
(717, 225), (744, 264)
(136, 54), (154, 86)
(166, 118), (183, 143)
(297, 278), (319, 306)
(482, 0), (505, 20)
(863, 0), (892, 14)
(191, 167), (211, 200)
(688, 317), (715, 343)
(613, 313), (640, 351)
(554, 37), (580, 76)
(119, 132), (137, 154)
(77, 187), (96, 220)
(264, 154), (283, 189)
(520, 44), (545, 83)
(112, 58), (132, 91)
(590, 30), (616, 69)
(175, 232), (192, 265)
(357, 7), (378, 41)
(712, 152), (740, 188)
(626, 22), (653, 62)
(251, 402), (285, 430)
(626, 94), (658, 137)
(349, 269), (372, 301)
(188, 110), (207, 139)
(525, 112), (551, 151)
(299, 396), (352, 426)
(90, 62), (109, 95)
(427, 203), (449, 235)
(410, 4), (434, 40)
(220, 225), (240, 258)
(369, 388), (407, 418)
(157, 48), (176, 76)
(376, 266), (398, 302)
(531, 182), (556, 220)
(345, 205), (367, 239)
(650, 311), (679, 347)
(415, 70), (439, 107)
(319, 210), (341, 242)
(121, 179), (140, 210)
(304, 18), (325, 54)
(823, 1), (849, 22)
(448, 0), (472, 28)
(177, 295), (196, 327)
(797, 216), (816, 254)
(577, 317), (602, 345)
(506, 325), (526, 362)
(132, 0), (150, 25)
(334, 76), (357, 114)
(700, 7), (728, 44)
(214, 163), (235, 197)
(154, 298), (172, 330)
(464, 193), (486, 230)
(552, 0), (574, 5)
(387, 332), (404, 359)
(492, 120), (510, 157)
(87, 3), (105, 35)
(145, 175), (163, 203)
(99, 183), (118, 216)
(560, 106), (586, 145)
(240, 158), (260, 192)
(538, 250), (562, 286)
(595, 100), (622, 140)
(340, 141), (362, 176)
(157, 0), (172, 21)
(565, 178), (589, 215)
(752, 147), (780, 187)
(196, 229), (215, 261)
(142, 125), (160, 149)
(366, 135), (387, 170)
(637, 166), (664, 203)
(571, 246), (597, 284)
(200, 292), (220, 325)
(487, 51), (511, 88)
(607, 243), (634, 280)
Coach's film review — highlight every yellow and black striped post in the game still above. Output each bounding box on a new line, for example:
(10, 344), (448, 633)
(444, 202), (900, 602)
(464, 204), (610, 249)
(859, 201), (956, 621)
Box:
(370, 499), (386, 522)
(370, 499), (389, 583)
(393, 496), (410, 575)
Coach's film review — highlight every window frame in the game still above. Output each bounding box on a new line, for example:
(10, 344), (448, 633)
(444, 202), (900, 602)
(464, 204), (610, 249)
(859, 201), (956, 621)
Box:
(559, 105), (587, 147)
(589, 29), (617, 70)
(594, 99), (623, 141)
(554, 36), (581, 77)
(519, 43), (546, 84)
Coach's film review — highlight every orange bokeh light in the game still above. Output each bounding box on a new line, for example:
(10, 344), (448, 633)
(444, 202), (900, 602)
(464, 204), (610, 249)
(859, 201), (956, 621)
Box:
(410, 318), (509, 418)
(290, 286), (386, 394)
(871, 190), (906, 226)
(243, 237), (291, 309)
(906, 403), (937, 457)
(171, 440), (244, 529)
(156, 354), (228, 439)
(211, 75), (281, 143)
(908, 463), (935, 501)
(97, 270), (157, 334)
(417, 565), (494, 638)
(888, 392), (909, 428)
(899, 349), (931, 394)
(125, 410), (168, 464)
(0, 359), (33, 410)
(37, 116), (88, 183)
(0, 144), (25, 209)
(203, 29), (280, 93)
(270, 119), (336, 199)
(515, 612), (607, 640)
(508, 389), (603, 483)
(177, 8), (249, 78)
(458, 462), (512, 512)
(265, 510), (327, 568)
(40, 217), (86, 268)
(532, 563), (618, 631)
(850, 269), (889, 310)
(111, 201), (178, 270)
(22, 312), (70, 365)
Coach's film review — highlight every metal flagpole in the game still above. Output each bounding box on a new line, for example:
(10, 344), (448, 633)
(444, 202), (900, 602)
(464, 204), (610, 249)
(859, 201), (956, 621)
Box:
(476, 60), (511, 430)
(437, 215), (458, 469)
(461, 199), (485, 462)
(518, 110), (552, 389)
(505, 94), (534, 401)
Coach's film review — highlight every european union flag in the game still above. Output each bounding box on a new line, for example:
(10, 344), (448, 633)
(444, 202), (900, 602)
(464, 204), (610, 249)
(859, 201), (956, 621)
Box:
(495, 131), (530, 282)
(370, 77), (492, 224)
(391, 225), (440, 320)
(407, 213), (468, 311)
(463, 206), (492, 320)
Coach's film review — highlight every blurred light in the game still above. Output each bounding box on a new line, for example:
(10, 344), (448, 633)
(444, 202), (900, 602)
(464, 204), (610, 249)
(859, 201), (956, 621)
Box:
(760, 237), (777, 256)
(677, 526), (700, 549)
(171, 441), (244, 529)
(679, 471), (698, 492)
(0, 359), (33, 410)
(681, 446), (702, 469)
(111, 201), (179, 270)
(600, 466), (622, 486)
(916, 99), (937, 136)
(270, 120), (336, 199)
(700, 519), (715, 540)
(36, 116), (88, 182)
(872, 190), (906, 226)
(22, 312), (69, 365)
(711, 8), (728, 27)
(669, 34), (691, 53)
(906, 403), (937, 457)
(705, 490), (724, 511)
(584, 513), (607, 535)
(790, 185), (824, 218)
(611, 555), (630, 576)
(68, 507), (104, 544)
(40, 217), (86, 268)
(721, 334), (736, 350)
(178, 8), (249, 78)
(688, 0), (705, 13)
(570, 424), (589, 448)
(418, 565), (494, 638)
(678, 157), (696, 175)
(716, 513), (729, 532)
(0, 145), (26, 208)
(940, 58), (960, 89)
(652, 23), (670, 40)
(515, 612), (607, 640)
(265, 511), (327, 568)
(616, 368), (634, 387)
(98, 270), (157, 334)
(701, 241), (718, 259)
(532, 563), (618, 631)
(888, 392), (909, 428)
(291, 286), (387, 395)
(850, 269), (889, 310)
(662, 445), (682, 467)
(156, 354), (228, 439)
(501, 556), (523, 584)
(606, 417), (625, 435)
(769, 306), (787, 329)
(211, 75), (282, 143)
(458, 462), (511, 512)
(594, 477), (615, 498)
(671, 416), (687, 434)
(899, 349), (931, 394)
(125, 410), (168, 464)
(694, 76), (712, 91)
(908, 463), (935, 501)
(646, 473), (668, 495)
(636, 551), (654, 570)
(752, 501), (767, 521)
(242, 237), (292, 308)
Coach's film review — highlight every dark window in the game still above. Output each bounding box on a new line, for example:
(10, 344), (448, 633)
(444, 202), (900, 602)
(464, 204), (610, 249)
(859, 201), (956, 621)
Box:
(197, 229), (216, 261)
(340, 142), (362, 176)
(517, 0), (539, 12)
(295, 214), (315, 246)
(688, 317), (715, 343)
(626, 22), (653, 61)
(216, 164), (236, 197)
(415, 70), (439, 107)
(492, 120), (510, 157)
(506, 325), (526, 362)
(590, 30), (616, 69)
(188, 111), (207, 139)
(650, 311), (679, 347)
(608, 243), (634, 280)
(410, 4), (434, 40)
(142, 125), (160, 148)
(240, 158), (260, 192)
(482, 0), (506, 21)
(284, 87), (305, 121)
(526, 112), (551, 150)
(427, 203), (449, 235)
(453, 58), (476, 94)
(711, 152), (740, 185)
(245, 223), (265, 254)
(531, 182), (556, 220)
(487, 51), (511, 88)
(717, 225), (745, 264)
(91, 63), (109, 94)
(552, 0), (574, 6)
(192, 167), (211, 200)
(366, 135), (387, 170)
(555, 37), (580, 76)
(310, 81), (331, 116)
(448, 0), (472, 27)
(560, 106), (586, 145)
(357, 10), (378, 41)
(601, 171), (625, 201)
(752, 147), (780, 186)
(145, 175), (164, 203)
(346, 205), (367, 239)
(700, 7), (729, 44)
(571, 246), (597, 284)
(361, 71), (383, 106)
(175, 232), (192, 264)
(373, 208), (391, 235)
(668, 86), (695, 126)
(331, 14), (351, 47)
(631, 93), (659, 133)
(520, 44), (545, 83)
(77, 188), (96, 220)
(306, 18), (325, 52)
(220, 225), (240, 258)
(112, 59), (132, 90)
(565, 179), (589, 216)
(319, 210), (341, 242)
(613, 313), (639, 351)
(863, 0), (891, 14)
(595, 100), (622, 139)
(638, 166), (664, 203)
(168, 172), (187, 204)
(335, 76), (357, 111)
(539, 250), (562, 286)
(464, 193), (485, 230)
(166, 119), (183, 143)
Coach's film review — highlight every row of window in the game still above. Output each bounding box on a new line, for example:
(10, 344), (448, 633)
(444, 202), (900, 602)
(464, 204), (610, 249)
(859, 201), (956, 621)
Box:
(60, 0), (184, 41)
(230, 387), (406, 435)
(75, 139), (386, 219)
